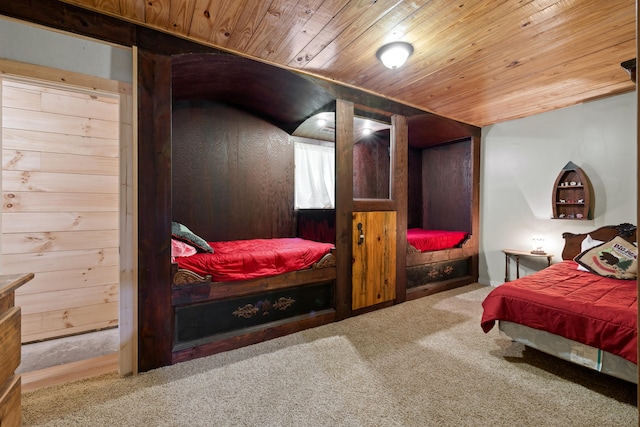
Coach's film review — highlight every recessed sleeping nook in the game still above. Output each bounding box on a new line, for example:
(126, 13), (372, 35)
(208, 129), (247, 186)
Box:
(404, 114), (481, 300)
(168, 53), (338, 363)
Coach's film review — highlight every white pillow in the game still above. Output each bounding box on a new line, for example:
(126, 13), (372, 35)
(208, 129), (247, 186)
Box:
(577, 234), (604, 271)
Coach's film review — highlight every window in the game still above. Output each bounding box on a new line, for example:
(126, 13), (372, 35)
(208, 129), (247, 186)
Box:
(294, 141), (335, 209)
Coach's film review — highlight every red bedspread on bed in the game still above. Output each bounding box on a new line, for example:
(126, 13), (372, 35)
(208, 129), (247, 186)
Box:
(481, 260), (637, 363)
(407, 228), (469, 252)
(175, 238), (334, 282)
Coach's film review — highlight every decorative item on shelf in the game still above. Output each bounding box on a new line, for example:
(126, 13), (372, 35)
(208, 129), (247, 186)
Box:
(531, 236), (546, 255)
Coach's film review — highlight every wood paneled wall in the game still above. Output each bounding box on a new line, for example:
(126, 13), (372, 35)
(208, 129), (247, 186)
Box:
(1, 79), (120, 342)
(407, 146), (423, 228)
(353, 131), (390, 199)
(172, 101), (296, 241)
(420, 139), (472, 232)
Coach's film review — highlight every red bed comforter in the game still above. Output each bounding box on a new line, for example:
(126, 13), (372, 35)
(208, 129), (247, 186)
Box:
(407, 228), (469, 252)
(175, 237), (334, 282)
(481, 260), (637, 364)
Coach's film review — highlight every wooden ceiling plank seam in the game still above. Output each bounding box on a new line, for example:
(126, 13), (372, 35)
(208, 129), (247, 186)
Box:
(290, 0), (403, 69)
(513, 0), (568, 28)
(208, 0), (251, 47)
(226, 1), (275, 52)
(118, 0), (145, 22)
(91, 0), (121, 15)
(274, 0), (347, 65)
(259, 0), (332, 64)
(242, 0), (321, 60)
(187, 0), (225, 42)
(166, 0), (197, 35)
(144, 0), (171, 29)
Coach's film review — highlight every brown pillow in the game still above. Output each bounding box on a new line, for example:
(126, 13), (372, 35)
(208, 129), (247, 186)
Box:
(574, 236), (637, 280)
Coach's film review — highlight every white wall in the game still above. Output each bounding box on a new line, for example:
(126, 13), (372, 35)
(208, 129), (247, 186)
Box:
(479, 92), (637, 286)
(0, 16), (131, 83)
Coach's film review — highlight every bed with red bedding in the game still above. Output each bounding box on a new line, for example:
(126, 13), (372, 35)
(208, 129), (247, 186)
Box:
(169, 234), (337, 363)
(405, 228), (475, 299)
(174, 237), (335, 282)
(481, 223), (637, 383)
(407, 228), (469, 252)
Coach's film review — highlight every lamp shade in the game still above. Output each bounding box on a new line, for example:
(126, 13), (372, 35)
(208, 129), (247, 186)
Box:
(376, 42), (414, 69)
(531, 236), (546, 255)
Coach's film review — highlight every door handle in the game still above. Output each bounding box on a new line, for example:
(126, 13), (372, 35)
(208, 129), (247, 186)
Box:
(357, 223), (365, 245)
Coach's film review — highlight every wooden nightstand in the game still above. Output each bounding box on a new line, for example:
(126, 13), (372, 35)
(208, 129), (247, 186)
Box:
(503, 249), (553, 282)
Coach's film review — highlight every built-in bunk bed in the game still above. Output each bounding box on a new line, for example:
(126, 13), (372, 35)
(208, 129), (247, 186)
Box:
(136, 46), (481, 371)
(166, 54), (342, 363)
(404, 116), (481, 299)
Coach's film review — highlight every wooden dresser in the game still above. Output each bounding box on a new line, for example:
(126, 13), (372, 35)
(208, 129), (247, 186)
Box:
(0, 273), (34, 427)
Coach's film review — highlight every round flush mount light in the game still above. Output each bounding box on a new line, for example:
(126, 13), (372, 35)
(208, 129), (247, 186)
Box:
(376, 41), (414, 69)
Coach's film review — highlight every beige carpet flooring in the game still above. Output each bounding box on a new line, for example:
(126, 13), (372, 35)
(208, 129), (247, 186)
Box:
(22, 283), (638, 426)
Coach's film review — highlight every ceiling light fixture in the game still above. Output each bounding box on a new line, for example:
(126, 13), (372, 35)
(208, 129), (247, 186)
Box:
(376, 41), (414, 69)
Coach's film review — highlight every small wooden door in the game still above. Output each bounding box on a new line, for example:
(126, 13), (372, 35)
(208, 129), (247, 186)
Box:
(352, 211), (396, 310)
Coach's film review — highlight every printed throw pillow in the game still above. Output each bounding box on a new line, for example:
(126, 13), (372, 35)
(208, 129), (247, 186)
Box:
(574, 236), (637, 280)
(171, 222), (213, 253)
(577, 234), (604, 272)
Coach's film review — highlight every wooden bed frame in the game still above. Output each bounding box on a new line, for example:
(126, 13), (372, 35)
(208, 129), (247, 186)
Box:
(405, 235), (477, 300)
(170, 250), (336, 363)
(497, 223), (637, 383)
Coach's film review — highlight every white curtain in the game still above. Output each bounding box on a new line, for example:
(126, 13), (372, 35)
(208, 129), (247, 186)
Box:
(294, 142), (335, 209)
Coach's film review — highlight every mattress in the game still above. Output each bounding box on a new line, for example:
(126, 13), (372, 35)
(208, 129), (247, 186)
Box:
(406, 228), (469, 252)
(498, 321), (637, 384)
(481, 260), (637, 364)
(175, 237), (334, 282)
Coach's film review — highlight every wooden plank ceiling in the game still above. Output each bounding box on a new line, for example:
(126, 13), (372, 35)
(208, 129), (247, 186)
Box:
(60, 0), (635, 127)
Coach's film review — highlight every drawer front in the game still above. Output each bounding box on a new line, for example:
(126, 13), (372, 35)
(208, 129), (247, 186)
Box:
(0, 375), (21, 427)
(0, 307), (21, 384)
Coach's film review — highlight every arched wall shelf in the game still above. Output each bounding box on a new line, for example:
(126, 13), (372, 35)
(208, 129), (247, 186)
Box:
(552, 161), (593, 220)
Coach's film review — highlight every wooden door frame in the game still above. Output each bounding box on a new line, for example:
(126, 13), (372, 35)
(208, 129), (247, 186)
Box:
(0, 58), (137, 376)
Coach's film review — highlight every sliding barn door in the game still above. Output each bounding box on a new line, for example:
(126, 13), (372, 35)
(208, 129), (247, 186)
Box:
(1, 78), (120, 343)
(352, 211), (396, 310)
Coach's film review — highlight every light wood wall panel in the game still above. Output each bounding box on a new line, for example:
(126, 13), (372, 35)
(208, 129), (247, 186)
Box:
(1, 79), (120, 343)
